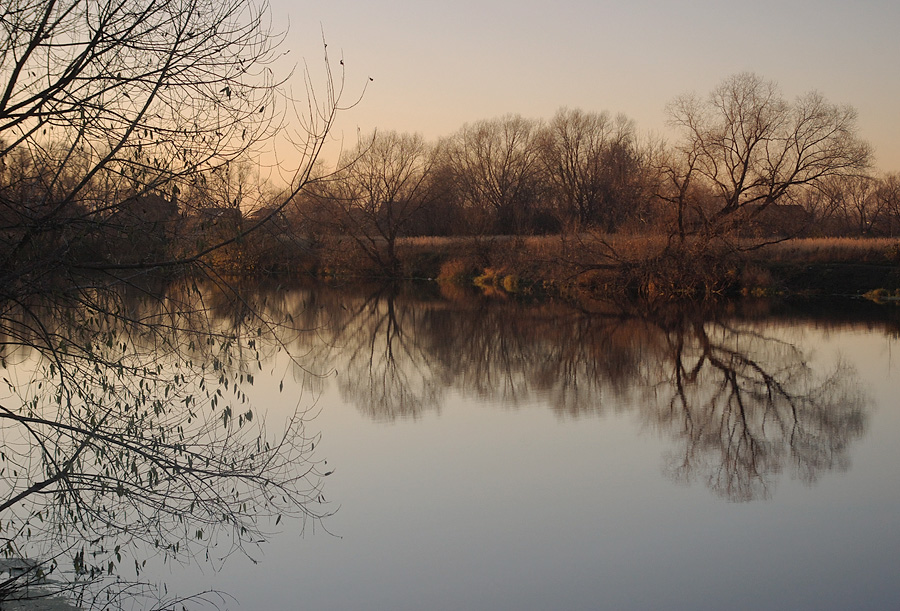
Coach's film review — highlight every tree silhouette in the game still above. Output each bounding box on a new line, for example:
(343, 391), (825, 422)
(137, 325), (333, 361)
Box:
(0, 279), (329, 607)
(314, 132), (440, 276)
(663, 72), (871, 243)
(0, 0), (346, 294)
(647, 311), (866, 501)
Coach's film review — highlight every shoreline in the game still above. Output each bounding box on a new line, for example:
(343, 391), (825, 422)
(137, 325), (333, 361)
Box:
(271, 235), (900, 301)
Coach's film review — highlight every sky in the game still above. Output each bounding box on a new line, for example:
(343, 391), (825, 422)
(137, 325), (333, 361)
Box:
(268, 0), (900, 172)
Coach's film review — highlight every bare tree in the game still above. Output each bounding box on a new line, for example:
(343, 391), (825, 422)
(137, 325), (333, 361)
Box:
(443, 114), (545, 234)
(0, 0), (342, 293)
(663, 73), (871, 243)
(316, 131), (439, 275)
(819, 173), (881, 236)
(540, 107), (648, 231)
(875, 172), (900, 237)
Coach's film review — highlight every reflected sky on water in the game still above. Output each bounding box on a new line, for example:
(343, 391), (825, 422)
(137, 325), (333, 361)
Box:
(3, 282), (900, 610)
(154, 285), (900, 611)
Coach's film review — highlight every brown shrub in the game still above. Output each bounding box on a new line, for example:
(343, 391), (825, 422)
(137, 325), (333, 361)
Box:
(436, 258), (479, 284)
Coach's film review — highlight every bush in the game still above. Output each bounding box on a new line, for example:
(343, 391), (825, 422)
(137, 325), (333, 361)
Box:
(473, 267), (505, 288)
(436, 258), (478, 285)
(501, 274), (521, 293)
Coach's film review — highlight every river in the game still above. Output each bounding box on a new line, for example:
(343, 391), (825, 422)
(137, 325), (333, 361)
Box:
(2, 281), (899, 610)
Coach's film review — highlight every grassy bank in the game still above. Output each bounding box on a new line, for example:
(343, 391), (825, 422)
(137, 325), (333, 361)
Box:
(247, 233), (900, 300)
(401, 236), (900, 298)
(747, 238), (900, 297)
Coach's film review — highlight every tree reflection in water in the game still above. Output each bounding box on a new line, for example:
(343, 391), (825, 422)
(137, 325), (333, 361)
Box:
(328, 285), (442, 421)
(0, 279), (878, 606)
(292, 286), (870, 503)
(0, 278), (327, 608)
(649, 310), (865, 501)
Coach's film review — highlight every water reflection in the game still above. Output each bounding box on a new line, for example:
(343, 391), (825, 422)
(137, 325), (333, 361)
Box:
(647, 310), (865, 501)
(0, 278), (885, 607)
(0, 279), (326, 608)
(265, 285), (873, 502)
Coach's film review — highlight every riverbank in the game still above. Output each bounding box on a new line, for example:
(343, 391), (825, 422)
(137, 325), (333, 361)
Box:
(295, 235), (900, 300)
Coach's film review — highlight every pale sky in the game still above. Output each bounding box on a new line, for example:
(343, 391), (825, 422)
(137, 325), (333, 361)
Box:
(269, 0), (900, 172)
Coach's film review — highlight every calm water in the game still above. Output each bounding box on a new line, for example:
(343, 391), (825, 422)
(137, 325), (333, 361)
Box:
(3, 283), (900, 610)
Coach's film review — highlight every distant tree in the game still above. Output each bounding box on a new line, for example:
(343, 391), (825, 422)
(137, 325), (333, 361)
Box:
(817, 174), (882, 236)
(539, 108), (648, 231)
(175, 157), (266, 270)
(662, 73), (871, 243)
(316, 131), (439, 275)
(875, 173), (900, 237)
(444, 115), (545, 234)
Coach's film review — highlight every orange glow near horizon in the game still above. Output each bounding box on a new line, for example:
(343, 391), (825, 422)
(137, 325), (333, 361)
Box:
(267, 0), (900, 174)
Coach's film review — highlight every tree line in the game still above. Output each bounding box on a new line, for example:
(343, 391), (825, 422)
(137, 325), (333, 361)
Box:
(3, 34), (894, 280)
(295, 73), (885, 259)
(212, 73), (895, 276)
